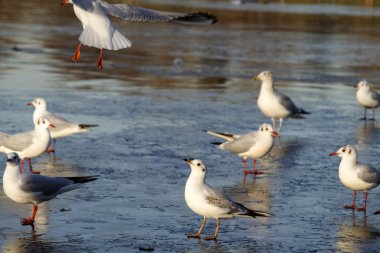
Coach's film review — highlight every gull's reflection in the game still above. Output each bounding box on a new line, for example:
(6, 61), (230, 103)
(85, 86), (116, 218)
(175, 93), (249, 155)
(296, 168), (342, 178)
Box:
(356, 121), (377, 151)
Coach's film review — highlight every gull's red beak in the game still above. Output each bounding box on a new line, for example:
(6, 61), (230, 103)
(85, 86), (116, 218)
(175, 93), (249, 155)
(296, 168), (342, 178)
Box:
(27, 102), (33, 106)
(183, 159), (193, 165)
(271, 130), (280, 137)
(329, 152), (338, 157)
(49, 124), (56, 128)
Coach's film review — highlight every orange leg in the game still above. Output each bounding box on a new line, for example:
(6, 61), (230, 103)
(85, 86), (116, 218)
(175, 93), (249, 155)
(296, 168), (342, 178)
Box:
(97, 49), (103, 70)
(344, 191), (356, 210)
(357, 191), (368, 211)
(187, 216), (206, 238)
(20, 204), (38, 226)
(253, 159), (264, 175)
(72, 43), (82, 62)
(20, 159), (25, 172)
(243, 159), (252, 175)
(27, 158), (40, 174)
(204, 218), (220, 240)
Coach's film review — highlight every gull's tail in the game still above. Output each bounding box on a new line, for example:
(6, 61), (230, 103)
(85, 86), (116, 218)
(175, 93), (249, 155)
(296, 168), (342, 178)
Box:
(299, 108), (311, 114)
(79, 26), (132, 50)
(235, 201), (273, 218)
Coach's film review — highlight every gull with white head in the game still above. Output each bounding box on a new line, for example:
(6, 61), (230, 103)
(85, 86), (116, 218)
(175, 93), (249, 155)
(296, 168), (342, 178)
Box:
(61, 0), (217, 69)
(28, 97), (98, 153)
(254, 71), (310, 132)
(205, 123), (279, 175)
(355, 80), (380, 120)
(3, 152), (98, 227)
(329, 145), (380, 211)
(0, 117), (55, 174)
(184, 159), (272, 240)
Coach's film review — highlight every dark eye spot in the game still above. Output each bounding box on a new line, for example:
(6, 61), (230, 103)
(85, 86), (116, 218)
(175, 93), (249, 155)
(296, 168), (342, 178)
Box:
(202, 169), (205, 172)
(342, 149), (346, 153)
(265, 128), (268, 131)
(197, 163), (201, 167)
(261, 128), (263, 131)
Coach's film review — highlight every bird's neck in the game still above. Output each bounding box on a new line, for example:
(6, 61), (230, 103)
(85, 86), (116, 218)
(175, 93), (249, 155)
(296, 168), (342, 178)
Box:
(339, 156), (357, 171)
(3, 164), (21, 181)
(260, 79), (274, 93)
(33, 108), (47, 124)
(186, 173), (205, 189)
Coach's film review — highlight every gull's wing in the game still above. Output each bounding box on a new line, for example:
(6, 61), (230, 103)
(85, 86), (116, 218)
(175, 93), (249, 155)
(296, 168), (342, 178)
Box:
(19, 174), (75, 196)
(98, 1), (217, 25)
(205, 130), (240, 141)
(43, 111), (79, 133)
(357, 164), (380, 184)
(369, 88), (380, 102)
(220, 131), (257, 154)
(274, 90), (300, 115)
(72, 0), (95, 12)
(0, 131), (34, 151)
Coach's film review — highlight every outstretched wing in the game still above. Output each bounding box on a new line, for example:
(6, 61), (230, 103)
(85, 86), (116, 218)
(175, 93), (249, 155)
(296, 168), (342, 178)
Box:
(72, 0), (96, 12)
(98, 1), (216, 24)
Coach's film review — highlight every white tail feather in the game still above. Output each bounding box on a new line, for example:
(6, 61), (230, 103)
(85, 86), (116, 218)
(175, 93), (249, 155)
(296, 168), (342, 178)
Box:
(79, 26), (132, 50)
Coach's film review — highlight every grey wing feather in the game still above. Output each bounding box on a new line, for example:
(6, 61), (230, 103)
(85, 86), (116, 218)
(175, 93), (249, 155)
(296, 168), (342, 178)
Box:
(203, 185), (248, 214)
(44, 111), (78, 132)
(221, 132), (257, 154)
(0, 131), (34, 151)
(369, 88), (380, 102)
(357, 164), (380, 184)
(99, 2), (176, 22)
(19, 174), (74, 196)
(275, 90), (300, 114)
(72, 0), (95, 12)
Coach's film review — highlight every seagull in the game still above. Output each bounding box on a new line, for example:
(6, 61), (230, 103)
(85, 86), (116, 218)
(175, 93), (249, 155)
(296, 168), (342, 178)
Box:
(254, 71), (310, 132)
(355, 80), (380, 120)
(329, 145), (380, 211)
(3, 152), (98, 226)
(28, 97), (98, 153)
(205, 123), (279, 175)
(0, 117), (55, 174)
(61, 0), (217, 70)
(184, 159), (272, 240)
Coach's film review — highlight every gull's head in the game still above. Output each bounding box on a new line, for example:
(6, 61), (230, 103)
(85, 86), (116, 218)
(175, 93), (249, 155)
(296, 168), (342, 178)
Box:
(253, 70), (273, 82)
(61, 0), (73, 5)
(258, 123), (280, 137)
(184, 159), (207, 175)
(7, 152), (20, 165)
(329, 145), (357, 159)
(28, 97), (47, 110)
(36, 117), (55, 129)
(355, 80), (369, 90)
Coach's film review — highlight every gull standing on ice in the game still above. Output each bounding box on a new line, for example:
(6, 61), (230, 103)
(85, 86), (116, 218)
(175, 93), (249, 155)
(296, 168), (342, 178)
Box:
(355, 80), (380, 120)
(329, 145), (380, 211)
(28, 97), (98, 153)
(3, 152), (98, 226)
(0, 117), (55, 174)
(184, 159), (272, 240)
(205, 123), (279, 175)
(254, 71), (310, 132)
(61, 0), (217, 69)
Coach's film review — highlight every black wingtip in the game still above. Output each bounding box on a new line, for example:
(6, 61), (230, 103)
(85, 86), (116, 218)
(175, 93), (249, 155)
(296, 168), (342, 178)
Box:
(173, 12), (218, 25)
(79, 124), (99, 129)
(211, 142), (222, 146)
(65, 175), (99, 184)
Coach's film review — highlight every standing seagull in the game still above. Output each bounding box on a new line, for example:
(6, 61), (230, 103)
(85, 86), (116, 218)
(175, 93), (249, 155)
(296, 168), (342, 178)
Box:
(0, 117), (55, 174)
(205, 123), (279, 175)
(3, 152), (98, 226)
(355, 80), (380, 120)
(184, 159), (272, 240)
(329, 145), (380, 211)
(28, 97), (98, 153)
(61, 0), (217, 69)
(254, 71), (310, 132)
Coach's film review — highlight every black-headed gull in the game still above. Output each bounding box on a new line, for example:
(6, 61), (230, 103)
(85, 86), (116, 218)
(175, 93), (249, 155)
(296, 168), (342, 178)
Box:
(205, 123), (279, 175)
(355, 80), (380, 120)
(3, 152), (98, 226)
(0, 117), (55, 174)
(329, 145), (380, 211)
(184, 159), (272, 240)
(28, 97), (98, 153)
(61, 0), (217, 69)
(254, 71), (310, 132)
